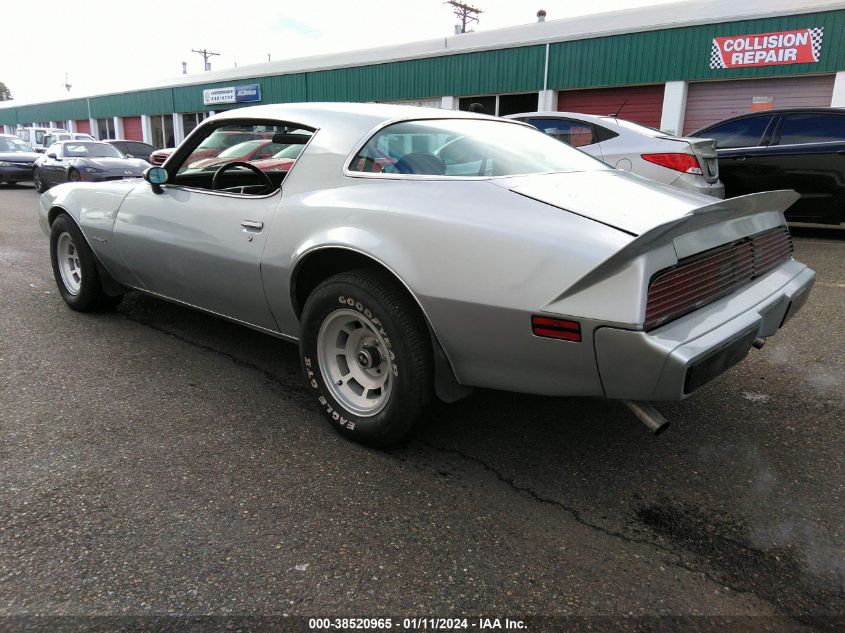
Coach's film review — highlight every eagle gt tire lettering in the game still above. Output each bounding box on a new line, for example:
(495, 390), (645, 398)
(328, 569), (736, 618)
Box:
(300, 269), (432, 447)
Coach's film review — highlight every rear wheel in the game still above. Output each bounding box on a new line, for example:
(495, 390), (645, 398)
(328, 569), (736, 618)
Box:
(300, 269), (433, 447)
(50, 214), (123, 312)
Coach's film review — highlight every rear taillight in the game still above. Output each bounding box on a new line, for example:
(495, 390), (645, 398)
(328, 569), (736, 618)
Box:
(531, 316), (581, 342)
(641, 153), (702, 175)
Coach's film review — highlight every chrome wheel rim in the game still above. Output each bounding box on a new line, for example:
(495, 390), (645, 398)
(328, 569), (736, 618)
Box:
(33, 170), (42, 189)
(317, 308), (394, 417)
(56, 232), (82, 295)
(69, 171), (79, 182)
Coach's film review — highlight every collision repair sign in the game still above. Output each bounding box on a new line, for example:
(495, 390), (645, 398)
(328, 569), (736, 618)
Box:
(202, 84), (262, 105)
(710, 27), (824, 69)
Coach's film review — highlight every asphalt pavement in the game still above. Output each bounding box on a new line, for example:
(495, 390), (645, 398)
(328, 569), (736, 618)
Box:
(0, 184), (843, 632)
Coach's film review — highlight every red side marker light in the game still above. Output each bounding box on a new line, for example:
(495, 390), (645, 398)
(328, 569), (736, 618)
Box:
(531, 315), (581, 342)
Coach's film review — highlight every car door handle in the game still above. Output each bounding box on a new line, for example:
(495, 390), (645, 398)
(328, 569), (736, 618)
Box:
(240, 220), (264, 231)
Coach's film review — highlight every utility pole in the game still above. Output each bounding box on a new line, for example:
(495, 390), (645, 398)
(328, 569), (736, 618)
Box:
(192, 48), (221, 71)
(63, 73), (72, 92)
(446, 1), (482, 33)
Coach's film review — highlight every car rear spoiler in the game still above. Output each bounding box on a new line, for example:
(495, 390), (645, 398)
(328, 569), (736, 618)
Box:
(550, 189), (800, 303)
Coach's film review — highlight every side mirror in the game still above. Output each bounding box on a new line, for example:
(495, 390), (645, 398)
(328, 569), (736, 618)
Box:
(143, 166), (168, 194)
(46, 152), (57, 159)
(35, 148), (45, 153)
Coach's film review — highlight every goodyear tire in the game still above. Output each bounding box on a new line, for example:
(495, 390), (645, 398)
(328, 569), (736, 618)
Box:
(300, 269), (433, 447)
(50, 214), (123, 312)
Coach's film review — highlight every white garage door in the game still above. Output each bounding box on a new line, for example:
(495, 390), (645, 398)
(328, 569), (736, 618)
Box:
(683, 75), (835, 134)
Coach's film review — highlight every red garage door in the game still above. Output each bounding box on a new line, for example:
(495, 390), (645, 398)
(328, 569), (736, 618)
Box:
(557, 85), (665, 129)
(683, 75), (836, 134)
(75, 119), (91, 134)
(122, 116), (143, 141)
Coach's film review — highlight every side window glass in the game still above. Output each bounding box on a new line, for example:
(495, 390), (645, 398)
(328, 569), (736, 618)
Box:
(527, 118), (597, 148)
(701, 115), (773, 149)
(776, 114), (845, 145)
(20, 130), (30, 142)
(171, 122), (313, 194)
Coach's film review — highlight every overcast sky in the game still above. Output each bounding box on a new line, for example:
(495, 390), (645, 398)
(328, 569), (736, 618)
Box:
(2, 0), (680, 104)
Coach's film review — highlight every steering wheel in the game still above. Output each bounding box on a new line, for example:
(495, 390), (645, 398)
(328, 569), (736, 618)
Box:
(211, 161), (274, 195)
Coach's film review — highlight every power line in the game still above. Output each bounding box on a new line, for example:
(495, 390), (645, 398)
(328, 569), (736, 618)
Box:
(192, 48), (221, 71)
(446, 1), (482, 34)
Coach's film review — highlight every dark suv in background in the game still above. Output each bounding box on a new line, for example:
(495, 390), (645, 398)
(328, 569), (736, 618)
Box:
(692, 108), (845, 225)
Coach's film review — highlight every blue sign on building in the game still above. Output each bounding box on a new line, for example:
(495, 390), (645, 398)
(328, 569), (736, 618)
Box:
(235, 84), (262, 103)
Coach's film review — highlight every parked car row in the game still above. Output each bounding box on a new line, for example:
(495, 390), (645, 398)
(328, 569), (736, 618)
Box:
(11, 107), (845, 225)
(517, 107), (845, 225)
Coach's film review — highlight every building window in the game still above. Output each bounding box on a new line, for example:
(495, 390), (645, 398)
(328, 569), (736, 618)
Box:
(151, 115), (176, 148)
(182, 112), (207, 138)
(458, 93), (539, 117)
(96, 118), (116, 140)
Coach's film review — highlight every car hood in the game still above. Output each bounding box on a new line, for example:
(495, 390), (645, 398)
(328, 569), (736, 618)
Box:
(0, 151), (40, 162)
(80, 157), (148, 171)
(491, 169), (720, 236)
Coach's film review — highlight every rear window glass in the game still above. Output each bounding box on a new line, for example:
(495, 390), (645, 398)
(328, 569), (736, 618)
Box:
(776, 113), (845, 145)
(697, 115), (773, 149)
(349, 119), (606, 177)
(526, 118), (597, 148)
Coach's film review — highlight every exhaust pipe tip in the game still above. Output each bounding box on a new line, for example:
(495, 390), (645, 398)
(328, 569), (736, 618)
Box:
(753, 337), (766, 349)
(623, 400), (670, 435)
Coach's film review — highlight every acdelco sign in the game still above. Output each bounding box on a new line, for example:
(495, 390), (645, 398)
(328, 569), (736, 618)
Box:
(710, 27), (823, 69)
(202, 83), (262, 106)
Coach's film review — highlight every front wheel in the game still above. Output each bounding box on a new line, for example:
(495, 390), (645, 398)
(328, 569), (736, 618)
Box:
(50, 214), (123, 312)
(33, 168), (47, 193)
(68, 169), (81, 183)
(300, 270), (433, 447)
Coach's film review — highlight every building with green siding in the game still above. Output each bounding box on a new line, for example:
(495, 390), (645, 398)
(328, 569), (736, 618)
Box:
(2, 0), (843, 146)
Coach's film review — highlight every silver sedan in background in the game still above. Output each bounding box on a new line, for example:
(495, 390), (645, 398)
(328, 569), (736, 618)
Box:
(33, 140), (149, 192)
(508, 111), (725, 198)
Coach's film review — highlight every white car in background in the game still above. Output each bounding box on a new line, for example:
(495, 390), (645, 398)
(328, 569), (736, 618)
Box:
(507, 112), (725, 198)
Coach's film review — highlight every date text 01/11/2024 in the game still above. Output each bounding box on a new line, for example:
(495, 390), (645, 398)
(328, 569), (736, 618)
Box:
(308, 618), (526, 630)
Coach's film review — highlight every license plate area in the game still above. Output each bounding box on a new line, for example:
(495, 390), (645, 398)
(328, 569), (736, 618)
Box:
(684, 327), (758, 394)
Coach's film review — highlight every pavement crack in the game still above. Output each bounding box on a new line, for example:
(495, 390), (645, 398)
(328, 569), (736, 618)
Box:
(118, 311), (310, 402)
(416, 440), (799, 620)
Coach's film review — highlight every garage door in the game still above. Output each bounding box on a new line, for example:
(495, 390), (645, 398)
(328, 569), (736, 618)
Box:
(683, 75), (835, 134)
(123, 116), (143, 141)
(75, 119), (91, 134)
(557, 85), (664, 129)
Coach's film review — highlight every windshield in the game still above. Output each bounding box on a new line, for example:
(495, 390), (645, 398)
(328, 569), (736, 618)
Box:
(0, 137), (34, 152)
(350, 119), (607, 177)
(63, 143), (125, 158)
(599, 117), (672, 138)
(217, 140), (268, 158)
(272, 144), (305, 159)
(198, 132), (258, 150)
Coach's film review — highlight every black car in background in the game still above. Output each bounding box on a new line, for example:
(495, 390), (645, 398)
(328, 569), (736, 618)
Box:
(0, 134), (39, 186)
(691, 108), (845, 225)
(103, 139), (158, 163)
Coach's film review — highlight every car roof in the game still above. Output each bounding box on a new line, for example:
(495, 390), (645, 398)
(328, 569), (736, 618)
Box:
(211, 101), (516, 136)
(691, 106), (845, 135)
(56, 139), (109, 144)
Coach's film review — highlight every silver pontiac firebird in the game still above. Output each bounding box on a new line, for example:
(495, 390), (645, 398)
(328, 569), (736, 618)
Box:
(38, 103), (815, 446)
